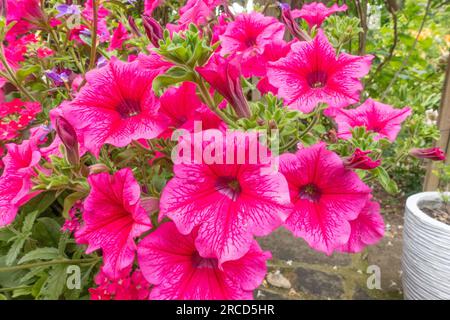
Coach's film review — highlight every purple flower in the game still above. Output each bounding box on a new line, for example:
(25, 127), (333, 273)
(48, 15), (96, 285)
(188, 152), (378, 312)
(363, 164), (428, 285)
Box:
(56, 4), (80, 18)
(45, 69), (71, 86)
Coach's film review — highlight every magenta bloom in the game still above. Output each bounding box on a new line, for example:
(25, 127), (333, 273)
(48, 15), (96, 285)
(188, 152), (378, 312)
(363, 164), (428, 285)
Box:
(6, 0), (44, 39)
(108, 22), (130, 51)
(268, 31), (373, 113)
(138, 222), (271, 300)
(61, 57), (168, 157)
(159, 82), (223, 137)
(75, 168), (152, 279)
(292, 2), (348, 28)
(279, 143), (371, 254)
(338, 200), (385, 253)
(0, 175), (34, 227)
(343, 148), (381, 170)
(334, 99), (412, 142)
(0, 140), (41, 227)
(159, 130), (291, 264)
(409, 147), (446, 161)
(220, 12), (285, 77)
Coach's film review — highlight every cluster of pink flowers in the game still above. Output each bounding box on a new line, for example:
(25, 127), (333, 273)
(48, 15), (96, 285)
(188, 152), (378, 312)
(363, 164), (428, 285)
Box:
(0, 0), (444, 300)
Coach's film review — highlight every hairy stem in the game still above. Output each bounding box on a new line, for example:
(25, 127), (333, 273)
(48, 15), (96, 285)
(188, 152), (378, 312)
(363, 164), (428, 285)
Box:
(0, 258), (100, 273)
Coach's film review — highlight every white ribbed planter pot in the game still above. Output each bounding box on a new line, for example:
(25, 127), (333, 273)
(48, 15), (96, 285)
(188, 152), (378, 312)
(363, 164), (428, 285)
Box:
(402, 192), (450, 300)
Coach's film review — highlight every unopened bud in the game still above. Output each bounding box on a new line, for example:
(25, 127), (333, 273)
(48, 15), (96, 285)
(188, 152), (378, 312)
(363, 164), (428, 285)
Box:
(55, 116), (79, 166)
(142, 14), (163, 47)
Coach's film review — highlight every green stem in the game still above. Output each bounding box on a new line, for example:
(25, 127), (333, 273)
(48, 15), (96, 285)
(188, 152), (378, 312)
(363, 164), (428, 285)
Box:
(0, 286), (30, 293)
(195, 75), (238, 128)
(87, 0), (99, 72)
(0, 258), (100, 273)
(0, 46), (36, 101)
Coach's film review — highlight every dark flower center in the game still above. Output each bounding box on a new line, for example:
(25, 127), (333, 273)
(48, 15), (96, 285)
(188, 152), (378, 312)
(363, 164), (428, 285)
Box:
(116, 99), (142, 119)
(215, 176), (242, 201)
(307, 70), (328, 88)
(191, 251), (218, 269)
(299, 184), (321, 202)
(245, 36), (258, 47)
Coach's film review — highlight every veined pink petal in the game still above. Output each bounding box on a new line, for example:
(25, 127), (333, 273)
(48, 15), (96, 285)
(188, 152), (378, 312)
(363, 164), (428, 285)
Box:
(159, 130), (291, 264)
(334, 98), (411, 142)
(279, 143), (371, 255)
(137, 222), (270, 300)
(220, 12), (285, 77)
(268, 30), (373, 113)
(338, 200), (385, 253)
(292, 2), (348, 28)
(61, 57), (169, 157)
(75, 168), (152, 279)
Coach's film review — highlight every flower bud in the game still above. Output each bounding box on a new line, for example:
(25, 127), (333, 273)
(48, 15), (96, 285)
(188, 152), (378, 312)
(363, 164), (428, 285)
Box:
(142, 14), (163, 47)
(343, 149), (381, 170)
(55, 116), (80, 166)
(279, 2), (311, 42)
(410, 147), (446, 161)
(88, 163), (110, 175)
(128, 16), (141, 37)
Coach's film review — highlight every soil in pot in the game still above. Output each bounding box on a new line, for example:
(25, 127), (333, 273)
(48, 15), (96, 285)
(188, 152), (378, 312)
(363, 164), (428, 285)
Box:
(418, 198), (450, 225)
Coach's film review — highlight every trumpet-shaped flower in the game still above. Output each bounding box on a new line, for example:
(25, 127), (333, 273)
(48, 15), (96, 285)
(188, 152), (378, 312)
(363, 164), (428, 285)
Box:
(159, 130), (291, 264)
(279, 143), (371, 254)
(292, 2), (348, 28)
(137, 222), (271, 300)
(75, 168), (152, 279)
(334, 99), (411, 142)
(61, 57), (169, 157)
(220, 12), (285, 77)
(268, 31), (373, 113)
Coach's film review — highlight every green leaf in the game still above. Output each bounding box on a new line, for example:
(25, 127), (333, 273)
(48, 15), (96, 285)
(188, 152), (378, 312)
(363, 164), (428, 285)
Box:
(33, 218), (62, 247)
(12, 287), (32, 298)
(41, 265), (67, 300)
(5, 237), (26, 266)
(16, 65), (41, 83)
(0, 293), (6, 300)
(152, 66), (194, 96)
(18, 248), (60, 264)
(373, 167), (399, 194)
(22, 211), (40, 234)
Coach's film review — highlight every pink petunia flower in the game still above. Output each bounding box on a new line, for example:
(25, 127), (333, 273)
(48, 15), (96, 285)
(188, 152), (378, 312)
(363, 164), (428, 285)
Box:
(61, 57), (169, 157)
(159, 82), (224, 137)
(279, 143), (371, 255)
(337, 200), (385, 253)
(159, 130), (291, 264)
(75, 168), (152, 279)
(137, 221), (271, 300)
(0, 139), (42, 227)
(268, 30), (373, 113)
(334, 99), (412, 142)
(292, 2), (348, 28)
(220, 12), (285, 77)
(5, 0), (45, 40)
(108, 22), (130, 51)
